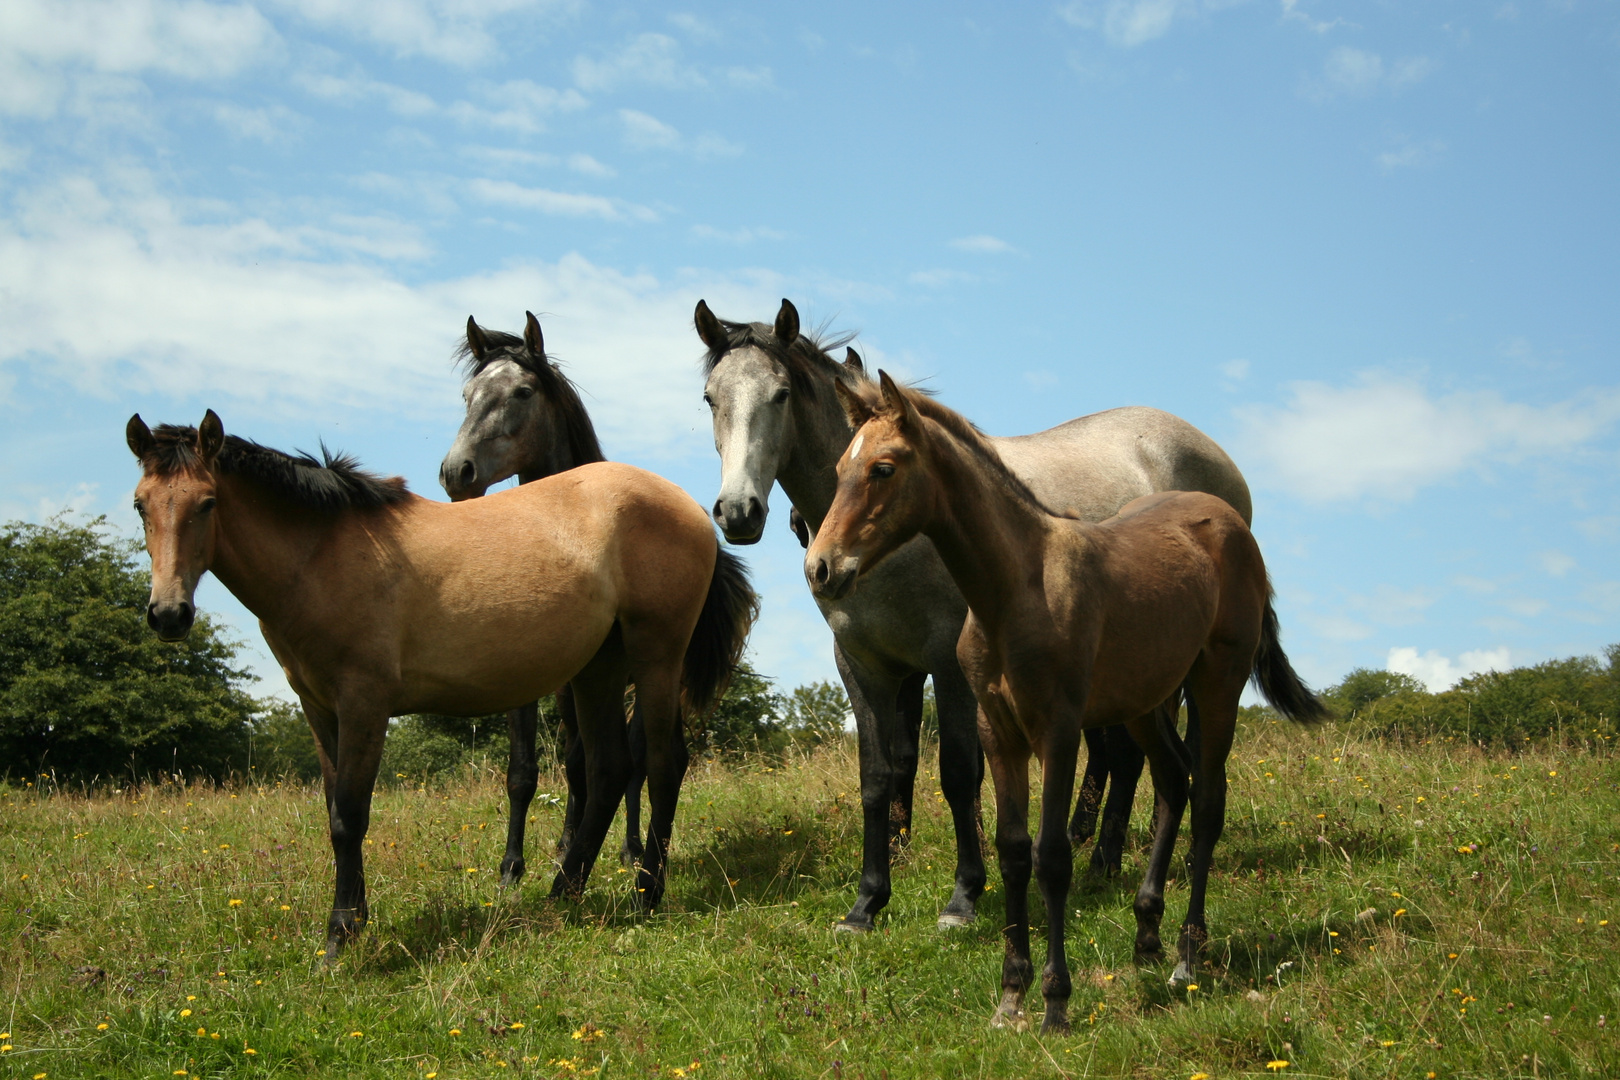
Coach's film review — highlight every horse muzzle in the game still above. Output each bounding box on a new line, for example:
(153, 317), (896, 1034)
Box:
(147, 599), (195, 641)
(805, 551), (859, 601)
(439, 455), (489, 502)
(712, 494), (765, 545)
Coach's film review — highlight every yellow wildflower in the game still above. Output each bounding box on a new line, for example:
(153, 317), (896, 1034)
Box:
(228, 899), (243, 908)
(1266, 1062), (1289, 1071)
(97, 1023), (109, 1031)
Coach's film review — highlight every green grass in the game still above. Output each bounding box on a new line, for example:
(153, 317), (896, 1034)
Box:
(3, 719), (1619, 1079)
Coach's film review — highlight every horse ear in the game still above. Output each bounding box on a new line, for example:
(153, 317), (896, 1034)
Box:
(844, 346), (863, 374)
(524, 311), (545, 358)
(466, 316), (489, 361)
(197, 409), (225, 464)
(834, 379), (874, 429)
(877, 370), (919, 431)
(694, 299), (726, 351)
(126, 414), (156, 459)
(773, 298), (800, 345)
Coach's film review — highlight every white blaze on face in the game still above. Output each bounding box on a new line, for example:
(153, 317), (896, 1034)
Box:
(850, 433), (865, 459)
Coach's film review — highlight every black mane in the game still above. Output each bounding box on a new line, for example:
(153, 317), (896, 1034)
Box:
(140, 427), (409, 511)
(700, 319), (861, 400)
(455, 325), (606, 466)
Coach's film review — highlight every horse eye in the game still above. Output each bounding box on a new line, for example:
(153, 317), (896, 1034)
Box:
(772, 388), (790, 404)
(870, 463), (895, 480)
(198, 497), (217, 513)
(513, 386), (536, 400)
(702, 393), (715, 407)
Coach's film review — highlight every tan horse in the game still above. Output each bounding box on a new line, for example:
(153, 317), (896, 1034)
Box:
(127, 411), (755, 957)
(806, 373), (1325, 1034)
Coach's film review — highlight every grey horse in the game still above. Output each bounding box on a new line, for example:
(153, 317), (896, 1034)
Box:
(696, 298), (1253, 931)
(440, 312), (653, 883)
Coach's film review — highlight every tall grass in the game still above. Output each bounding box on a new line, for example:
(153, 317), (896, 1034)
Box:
(2, 718), (1617, 1078)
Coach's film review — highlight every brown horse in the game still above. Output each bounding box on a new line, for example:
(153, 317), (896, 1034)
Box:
(806, 373), (1325, 1034)
(127, 411), (756, 957)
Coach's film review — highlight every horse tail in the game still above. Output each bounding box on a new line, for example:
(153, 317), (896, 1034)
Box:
(1252, 586), (1331, 724)
(681, 545), (759, 717)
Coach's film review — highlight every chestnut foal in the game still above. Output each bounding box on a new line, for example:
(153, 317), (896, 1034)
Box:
(806, 373), (1325, 1033)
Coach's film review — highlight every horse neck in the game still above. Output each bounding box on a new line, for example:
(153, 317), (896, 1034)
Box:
(777, 378), (858, 530)
(916, 421), (1059, 633)
(517, 390), (605, 484)
(207, 473), (349, 625)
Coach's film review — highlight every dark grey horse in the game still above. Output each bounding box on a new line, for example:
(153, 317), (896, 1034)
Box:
(696, 299), (1253, 931)
(439, 312), (653, 883)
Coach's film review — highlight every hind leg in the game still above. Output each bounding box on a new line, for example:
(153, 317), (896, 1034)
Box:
(1034, 722), (1082, 1034)
(933, 660), (987, 928)
(550, 640), (633, 902)
(891, 672), (925, 856)
(834, 643), (908, 931)
(1068, 726), (1108, 850)
(554, 684), (586, 854)
(1125, 710), (1189, 966)
(500, 701), (539, 887)
(621, 696), (647, 867)
(983, 707), (1035, 1030)
(1091, 721), (1147, 876)
(629, 666), (687, 910)
(1171, 677), (1238, 986)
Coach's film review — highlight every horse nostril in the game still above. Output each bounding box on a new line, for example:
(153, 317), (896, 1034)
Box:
(712, 499), (725, 521)
(146, 604), (159, 629)
(747, 497), (762, 522)
(457, 461), (476, 487)
(814, 559), (830, 585)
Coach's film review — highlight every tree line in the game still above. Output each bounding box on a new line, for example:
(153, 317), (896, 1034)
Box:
(4, 518), (1614, 784)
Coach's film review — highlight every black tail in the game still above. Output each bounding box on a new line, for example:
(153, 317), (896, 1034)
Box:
(681, 546), (759, 716)
(1252, 588), (1331, 724)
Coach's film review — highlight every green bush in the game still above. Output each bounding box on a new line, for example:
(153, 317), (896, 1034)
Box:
(0, 517), (257, 783)
(695, 667), (787, 761)
(781, 680), (850, 749)
(1326, 647), (1619, 748)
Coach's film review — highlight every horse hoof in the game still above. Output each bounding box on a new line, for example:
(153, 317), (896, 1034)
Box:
(937, 912), (975, 929)
(1040, 1012), (1072, 1036)
(1168, 960), (1197, 988)
(834, 918), (872, 934)
(989, 1008), (1029, 1032)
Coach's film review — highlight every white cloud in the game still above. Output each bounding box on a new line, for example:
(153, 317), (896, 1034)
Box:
(691, 224), (787, 245)
(1387, 646), (1510, 691)
(467, 178), (656, 222)
(1537, 550), (1576, 577)
(296, 70), (583, 133)
(212, 101), (305, 142)
(0, 173), (782, 459)
(618, 109), (741, 157)
(1234, 373), (1620, 503)
(1280, 0), (1348, 34)
(950, 234), (1017, 254)
(1221, 358), (1250, 380)
(574, 33), (706, 92)
(568, 152), (615, 177)
(1309, 47), (1436, 101)
(269, 0), (571, 66)
(0, 0), (279, 116)
(1058, 0), (1196, 48)
(1378, 137), (1446, 172)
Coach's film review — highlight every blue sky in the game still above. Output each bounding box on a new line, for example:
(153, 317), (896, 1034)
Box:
(2, 0), (1616, 699)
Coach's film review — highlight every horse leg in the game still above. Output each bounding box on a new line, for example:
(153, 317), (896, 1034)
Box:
(1035, 724), (1082, 1035)
(322, 699), (388, 959)
(621, 696), (647, 867)
(1126, 709), (1189, 966)
(933, 660), (987, 928)
(550, 642), (633, 902)
(982, 709), (1034, 1030)
(555, 683), (585, 854)
(1068, 726), (1108, 850)
(629, 669), (687, 911)
(834, 641), (906, 932)
(890, 672), (926, 856)
(1171, 682), (1237, 987)
(1090, 722), (1146, 877)
(500, 701), (539, 887)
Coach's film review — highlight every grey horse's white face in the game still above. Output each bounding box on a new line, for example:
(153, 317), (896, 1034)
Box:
(704, 344), (795, 544)
(440, 357), (548, 501)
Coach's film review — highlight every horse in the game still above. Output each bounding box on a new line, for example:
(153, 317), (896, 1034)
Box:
(806, 372), (1327, 1033)
(438, 311), (650, 883)
(127, 411), (756, 958)
(694, 298), (1254, 932)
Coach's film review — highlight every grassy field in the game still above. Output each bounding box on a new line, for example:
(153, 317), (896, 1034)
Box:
(3, 718), (1618, 1079)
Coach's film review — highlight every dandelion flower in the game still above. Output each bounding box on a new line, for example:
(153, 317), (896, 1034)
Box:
(280, 904), (290, 911)
(449, 1028), (462, 1037)
(1186, 984), (1199, 992)
(427, 1074), (438, 1079)
(509, 1022), (525, 1030)
(1191, 1075), (1211, 1080)
(228, 899), (243, 908)
(196, 1027), (207, 1036)
(180, 1010), (192, 1018)
(1381, 1040), (1395, 1047)
(1266, 1062), (1289, 1071)
(97, 1023), (109, 1031)
(243, 1048), (257, 1056)
(186, 996), (196, 1002)
(1395, 909), (1407, 917)
(0, 1044), (11, 1053)
(349, 1031), (363, 1038)
(174, 1072), (189, 1077)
